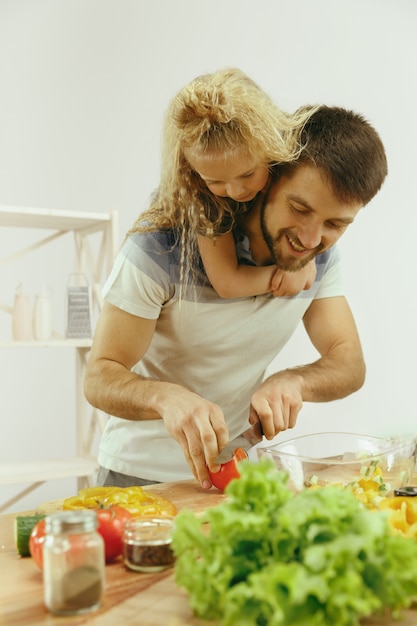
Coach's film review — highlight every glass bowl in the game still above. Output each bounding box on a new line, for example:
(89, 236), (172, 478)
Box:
(257, 432), (416, 493)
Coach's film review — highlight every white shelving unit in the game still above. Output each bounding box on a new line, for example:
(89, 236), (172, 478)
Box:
(0, 205), (118, 512)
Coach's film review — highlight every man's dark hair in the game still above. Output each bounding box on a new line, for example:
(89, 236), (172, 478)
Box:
(278, 105), (388, 206)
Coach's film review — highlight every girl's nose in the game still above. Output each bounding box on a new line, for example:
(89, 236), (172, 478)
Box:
(225, 180), (245, 199)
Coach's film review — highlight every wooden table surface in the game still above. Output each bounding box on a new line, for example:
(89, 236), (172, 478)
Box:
(0, 479), (416, 626)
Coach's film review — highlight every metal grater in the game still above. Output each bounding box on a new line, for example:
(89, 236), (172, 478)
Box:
(66, 274), (92, 338)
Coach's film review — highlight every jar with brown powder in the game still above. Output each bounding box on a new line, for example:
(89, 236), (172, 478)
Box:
(43, 510), (105, 615)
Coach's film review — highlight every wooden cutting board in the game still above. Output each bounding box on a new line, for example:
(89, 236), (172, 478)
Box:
(36, 479), (227, 516)
(3, 478), (417, 625)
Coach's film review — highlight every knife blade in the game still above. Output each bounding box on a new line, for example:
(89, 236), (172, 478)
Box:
(215, 421), (264, 464)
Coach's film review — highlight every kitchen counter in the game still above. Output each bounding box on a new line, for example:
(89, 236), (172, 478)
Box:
(0, 479), (416, 626)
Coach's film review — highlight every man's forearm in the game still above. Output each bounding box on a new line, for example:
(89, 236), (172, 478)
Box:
(84, 359), (175, 421)
(283, 348), (366, 403)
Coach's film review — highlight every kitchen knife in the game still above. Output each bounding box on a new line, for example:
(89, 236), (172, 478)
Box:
(215, 421), (264, 464)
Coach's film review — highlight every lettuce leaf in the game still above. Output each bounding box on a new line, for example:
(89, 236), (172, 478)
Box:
(172, 458), (417, 625)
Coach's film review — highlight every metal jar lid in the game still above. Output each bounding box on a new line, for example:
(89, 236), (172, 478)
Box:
(45, 510), (98, 534)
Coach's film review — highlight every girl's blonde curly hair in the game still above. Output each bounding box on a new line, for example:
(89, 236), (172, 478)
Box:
(129, 68), (314, 289)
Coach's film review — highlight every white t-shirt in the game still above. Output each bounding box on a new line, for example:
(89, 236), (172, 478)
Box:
(98, 228), (343, 482)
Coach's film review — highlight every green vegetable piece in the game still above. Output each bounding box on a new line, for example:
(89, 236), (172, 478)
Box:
(14, 514), (45, 557)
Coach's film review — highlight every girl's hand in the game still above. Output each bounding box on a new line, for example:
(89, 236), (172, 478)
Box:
(270, 260), (317, 296)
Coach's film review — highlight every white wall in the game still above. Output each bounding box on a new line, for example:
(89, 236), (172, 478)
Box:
(1, 0), (416, 512)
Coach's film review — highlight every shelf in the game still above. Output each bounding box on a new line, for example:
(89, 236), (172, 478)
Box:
(0, 339), (93, 349)
(0, 458), (98, 513)
(0, 458), (98, 486)
(0, 205), (113, 232)
(0, 205), (118, 512)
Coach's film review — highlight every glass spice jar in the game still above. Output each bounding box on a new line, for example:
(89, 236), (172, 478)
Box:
(43, 510), (105, 616)
(123, 517), (176, 573)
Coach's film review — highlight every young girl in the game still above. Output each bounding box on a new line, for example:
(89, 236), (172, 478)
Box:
(188, 150), (316, 298)
(133, 68), (316, 297)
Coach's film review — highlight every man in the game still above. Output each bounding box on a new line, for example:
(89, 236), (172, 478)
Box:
(84, 105), (388, 490)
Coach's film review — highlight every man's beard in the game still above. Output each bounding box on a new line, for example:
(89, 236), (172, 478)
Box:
(260, 205), (322, 272)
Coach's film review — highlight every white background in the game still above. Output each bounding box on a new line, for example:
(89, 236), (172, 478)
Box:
(1, 0), (416, 512)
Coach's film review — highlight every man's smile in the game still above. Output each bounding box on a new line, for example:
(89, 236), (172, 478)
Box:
(285, 233), (310, 255)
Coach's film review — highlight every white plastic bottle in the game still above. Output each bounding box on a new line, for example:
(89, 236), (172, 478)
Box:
(33, 284), (52, 341)
(12, 284), (33, 341)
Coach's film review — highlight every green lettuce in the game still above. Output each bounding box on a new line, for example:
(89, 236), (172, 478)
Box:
(172, 458), (417, 626)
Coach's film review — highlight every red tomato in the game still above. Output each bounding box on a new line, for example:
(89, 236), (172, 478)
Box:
(208, 447), (248, 492)
(29, 505), (132, 568)
(96, 505), (132, 562)
(29, 518), (46, 569)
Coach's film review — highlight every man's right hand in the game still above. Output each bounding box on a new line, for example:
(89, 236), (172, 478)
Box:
(159, 386), (229, 489)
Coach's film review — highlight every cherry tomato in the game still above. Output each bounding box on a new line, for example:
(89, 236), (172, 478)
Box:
(208, 447), (248, 492)
(96, 505), (132, 562)
(29, 518), (46, 569)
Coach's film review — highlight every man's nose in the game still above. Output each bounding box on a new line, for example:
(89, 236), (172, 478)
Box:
(298, 223), (322, 249)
